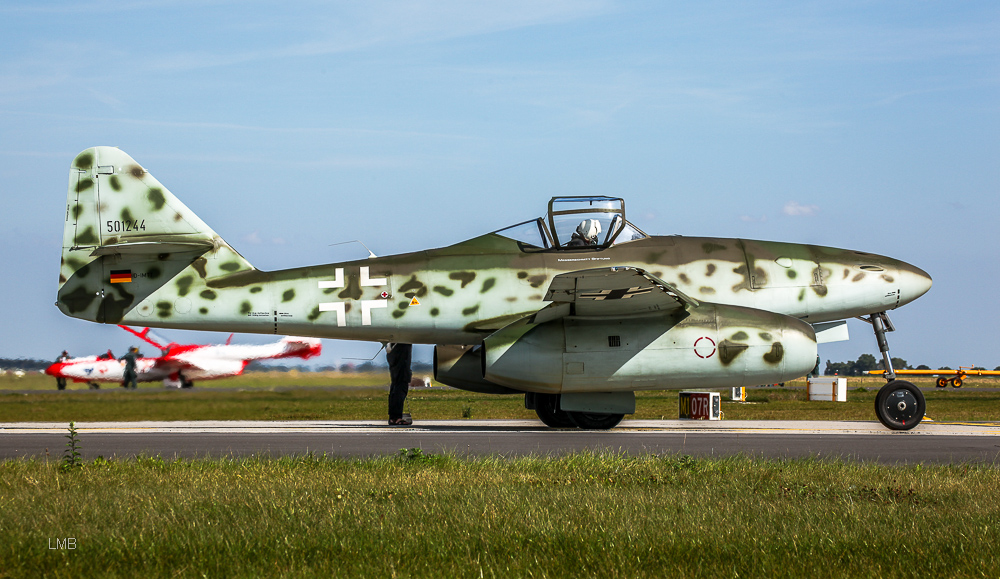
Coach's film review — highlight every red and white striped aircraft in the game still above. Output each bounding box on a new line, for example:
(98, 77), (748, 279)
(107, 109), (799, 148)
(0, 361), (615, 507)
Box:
(45, 326), (321, 388)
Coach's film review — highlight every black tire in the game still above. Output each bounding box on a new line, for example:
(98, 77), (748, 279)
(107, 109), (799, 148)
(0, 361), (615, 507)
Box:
(874, 380), (925, 430)
(567, 411), (625, 430)
(936, 377), (949, 388)
(952, 378), (963, 388)
(534, 394), (576, 428)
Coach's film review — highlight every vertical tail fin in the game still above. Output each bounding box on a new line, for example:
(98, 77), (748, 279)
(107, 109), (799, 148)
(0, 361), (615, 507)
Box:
(58, 147), (254, 323)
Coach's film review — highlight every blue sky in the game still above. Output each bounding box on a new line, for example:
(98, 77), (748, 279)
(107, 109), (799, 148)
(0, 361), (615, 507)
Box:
(1, 1), (997, 370)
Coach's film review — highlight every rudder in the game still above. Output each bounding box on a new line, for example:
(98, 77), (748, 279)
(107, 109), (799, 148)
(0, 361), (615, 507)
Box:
(58, 147), (254, 323)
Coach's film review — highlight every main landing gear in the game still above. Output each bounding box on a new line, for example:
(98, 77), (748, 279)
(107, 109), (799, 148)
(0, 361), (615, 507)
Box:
(529, 393), (625, 430)
(862, 312), (925, 430)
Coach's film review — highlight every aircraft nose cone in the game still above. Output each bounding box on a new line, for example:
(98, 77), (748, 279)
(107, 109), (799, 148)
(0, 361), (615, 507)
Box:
(896, 262), (933, 306)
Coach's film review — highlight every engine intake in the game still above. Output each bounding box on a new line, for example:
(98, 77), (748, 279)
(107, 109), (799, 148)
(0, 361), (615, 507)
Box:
(433, 344), (522, 394)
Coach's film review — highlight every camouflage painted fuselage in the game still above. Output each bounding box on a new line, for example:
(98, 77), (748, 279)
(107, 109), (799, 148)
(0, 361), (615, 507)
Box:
(57, 148), (932, 365)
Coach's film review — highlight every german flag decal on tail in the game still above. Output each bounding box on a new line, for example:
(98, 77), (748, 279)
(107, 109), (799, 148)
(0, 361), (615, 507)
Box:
(109, 270), (132, 284)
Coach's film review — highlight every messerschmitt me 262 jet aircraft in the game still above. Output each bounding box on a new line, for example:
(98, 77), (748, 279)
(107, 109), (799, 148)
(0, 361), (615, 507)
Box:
(57, 147), (933, 429)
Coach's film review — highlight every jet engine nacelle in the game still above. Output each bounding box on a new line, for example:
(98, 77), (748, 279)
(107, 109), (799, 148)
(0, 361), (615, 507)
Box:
(482, 303), (817, 394)
(434, 344), (521, 394)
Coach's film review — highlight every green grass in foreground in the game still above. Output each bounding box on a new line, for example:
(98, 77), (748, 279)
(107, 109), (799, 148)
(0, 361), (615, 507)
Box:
(2, 375), (1000, 423)
(2, 453), (998, 578)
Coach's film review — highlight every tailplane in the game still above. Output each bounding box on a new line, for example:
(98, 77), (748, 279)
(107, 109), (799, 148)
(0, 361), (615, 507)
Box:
(58, 147), (255, 323)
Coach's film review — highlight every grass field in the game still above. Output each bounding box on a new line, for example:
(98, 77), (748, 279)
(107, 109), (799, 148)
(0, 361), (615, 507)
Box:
(2, 452), (998, 578)
(2, 372), (1000, 423)
(5, 374), (998, 577)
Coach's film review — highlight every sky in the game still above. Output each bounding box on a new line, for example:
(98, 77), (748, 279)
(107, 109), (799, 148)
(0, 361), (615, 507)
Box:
(1, 1), (998, 371)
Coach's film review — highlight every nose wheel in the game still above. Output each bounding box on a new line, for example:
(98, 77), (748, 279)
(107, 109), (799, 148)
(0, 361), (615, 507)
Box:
(863, 312), (925, 430)
(874, 380), (925, 430)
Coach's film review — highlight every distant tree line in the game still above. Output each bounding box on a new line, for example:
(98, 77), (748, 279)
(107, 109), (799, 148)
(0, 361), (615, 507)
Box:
(245, 360), (432, 373)
(0, 358), (51, 372)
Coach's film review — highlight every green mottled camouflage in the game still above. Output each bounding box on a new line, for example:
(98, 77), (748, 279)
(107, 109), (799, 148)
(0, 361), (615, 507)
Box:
(57, 147), (931, 394)
(59, 148), (929, 339)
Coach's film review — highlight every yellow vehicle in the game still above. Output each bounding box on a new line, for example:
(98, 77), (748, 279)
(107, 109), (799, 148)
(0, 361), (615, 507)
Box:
(868, 366), (1000, 388)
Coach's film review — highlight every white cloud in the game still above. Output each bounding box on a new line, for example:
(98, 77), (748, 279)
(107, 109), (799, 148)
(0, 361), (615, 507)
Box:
(740, 214), (767, 223)
(782, 201), (819, 217)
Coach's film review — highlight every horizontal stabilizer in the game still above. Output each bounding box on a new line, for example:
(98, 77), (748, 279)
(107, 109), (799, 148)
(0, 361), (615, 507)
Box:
(90, 240), (217, 257)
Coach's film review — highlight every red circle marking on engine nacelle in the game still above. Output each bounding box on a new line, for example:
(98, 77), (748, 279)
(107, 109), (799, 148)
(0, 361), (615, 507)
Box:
(694, 336), (716, 359)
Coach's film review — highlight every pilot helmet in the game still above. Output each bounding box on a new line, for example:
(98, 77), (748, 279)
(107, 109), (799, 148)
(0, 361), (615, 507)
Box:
(576, 219), (602, 241)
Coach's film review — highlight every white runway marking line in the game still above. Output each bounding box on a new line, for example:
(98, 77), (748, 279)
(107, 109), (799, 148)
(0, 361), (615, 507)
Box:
(2, 420), (1000, 436)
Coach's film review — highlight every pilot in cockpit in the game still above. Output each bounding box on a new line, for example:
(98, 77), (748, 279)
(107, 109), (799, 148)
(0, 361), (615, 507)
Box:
(568, 219), (602, 247)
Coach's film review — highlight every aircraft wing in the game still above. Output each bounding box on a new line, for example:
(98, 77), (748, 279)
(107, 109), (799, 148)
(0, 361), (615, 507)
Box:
(542, 266), (700, 318)
(141, 356), (186, 376)
(151, 349), (245, 379)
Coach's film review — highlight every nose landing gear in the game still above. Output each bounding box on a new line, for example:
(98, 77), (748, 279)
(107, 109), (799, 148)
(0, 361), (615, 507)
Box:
(863, 312), (925, 430)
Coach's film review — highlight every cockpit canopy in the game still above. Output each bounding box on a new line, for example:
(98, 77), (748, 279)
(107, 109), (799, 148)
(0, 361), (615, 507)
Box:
(493, 196), (648, 250)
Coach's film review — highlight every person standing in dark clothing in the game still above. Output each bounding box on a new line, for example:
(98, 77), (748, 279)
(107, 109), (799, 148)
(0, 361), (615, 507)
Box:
(120, 346), (139, 390)
(54, 351), (70, 390)
(386, 343), (413, 425)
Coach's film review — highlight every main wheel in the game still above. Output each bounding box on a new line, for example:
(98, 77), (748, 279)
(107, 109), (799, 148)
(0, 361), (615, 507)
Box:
(567, 411), (625, 430)
(951, 377), (963, 388)
(936, 377), (949, 388)
(874, 380), (925, 430)
(534, 394), (576, 428)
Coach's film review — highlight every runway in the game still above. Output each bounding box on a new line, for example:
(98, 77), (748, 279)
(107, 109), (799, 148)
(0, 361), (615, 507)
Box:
(3, 419), (999, 464)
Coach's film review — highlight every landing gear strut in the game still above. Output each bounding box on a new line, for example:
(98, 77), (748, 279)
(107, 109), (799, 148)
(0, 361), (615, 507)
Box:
(532, 393), (576, 428)
(863, 312), (925, 430)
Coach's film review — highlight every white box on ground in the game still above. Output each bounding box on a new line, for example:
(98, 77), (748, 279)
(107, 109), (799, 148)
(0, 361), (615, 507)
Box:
(730, 387), (746, 401)
(807, 377), (847, 402)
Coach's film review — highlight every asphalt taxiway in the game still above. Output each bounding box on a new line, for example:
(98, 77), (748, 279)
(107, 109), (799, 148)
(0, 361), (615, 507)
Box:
(2, 420), (999, 464)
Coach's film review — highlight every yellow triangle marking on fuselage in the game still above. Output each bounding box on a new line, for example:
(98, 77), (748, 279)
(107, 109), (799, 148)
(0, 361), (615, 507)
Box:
(409, 297), (420, 306)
